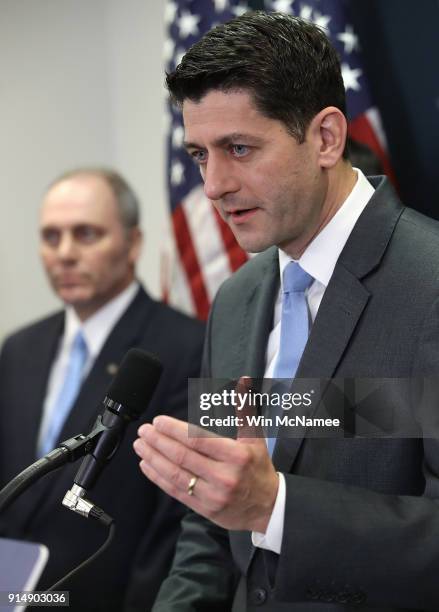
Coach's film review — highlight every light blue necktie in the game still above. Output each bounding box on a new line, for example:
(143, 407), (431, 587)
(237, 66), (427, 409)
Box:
(267, 262), (313, 455)
(38, 330), (88, 456)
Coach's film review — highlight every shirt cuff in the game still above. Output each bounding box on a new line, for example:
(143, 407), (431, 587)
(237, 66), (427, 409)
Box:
(251, 472), (285, 555)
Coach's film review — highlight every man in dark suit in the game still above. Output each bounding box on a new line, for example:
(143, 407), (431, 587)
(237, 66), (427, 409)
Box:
(134, 12), (439, 611)
(0, 168), (204, 611)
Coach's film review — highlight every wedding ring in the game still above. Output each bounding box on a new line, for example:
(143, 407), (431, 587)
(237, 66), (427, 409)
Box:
(187, 475), (198, 496)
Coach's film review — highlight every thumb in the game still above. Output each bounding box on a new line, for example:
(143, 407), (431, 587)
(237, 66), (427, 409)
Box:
(235, 376), (265, 444)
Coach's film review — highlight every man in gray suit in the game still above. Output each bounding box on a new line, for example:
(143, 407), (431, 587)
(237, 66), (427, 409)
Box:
(134, 12), (439, 610)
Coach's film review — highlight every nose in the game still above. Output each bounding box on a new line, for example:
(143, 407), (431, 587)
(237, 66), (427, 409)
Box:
(202, 154), (240, 202)
(57, 231), (78, 260)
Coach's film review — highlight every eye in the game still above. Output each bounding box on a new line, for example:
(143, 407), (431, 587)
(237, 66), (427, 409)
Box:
(190, 149), (208, 164)
(231, 144), (249, 158)
(41, 228), (61, 247)
(72, 225), (103, 244)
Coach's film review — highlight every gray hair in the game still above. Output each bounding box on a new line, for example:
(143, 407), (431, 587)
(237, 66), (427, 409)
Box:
(47, 167), (140, 229)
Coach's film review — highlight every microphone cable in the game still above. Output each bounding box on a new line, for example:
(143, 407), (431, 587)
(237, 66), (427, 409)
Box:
(46, 520), (115, 592)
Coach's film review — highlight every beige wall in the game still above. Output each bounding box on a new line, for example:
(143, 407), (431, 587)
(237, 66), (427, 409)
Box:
(0, 0), (168, 341)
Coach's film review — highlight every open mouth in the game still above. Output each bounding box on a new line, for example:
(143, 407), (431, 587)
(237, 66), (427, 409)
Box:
(229, 208), (258, 223)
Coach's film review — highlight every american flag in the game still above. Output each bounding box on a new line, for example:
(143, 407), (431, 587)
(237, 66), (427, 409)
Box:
(163, 0), (394, 319)
(163, 0), (249, 320)
(264, 0), (395, 179)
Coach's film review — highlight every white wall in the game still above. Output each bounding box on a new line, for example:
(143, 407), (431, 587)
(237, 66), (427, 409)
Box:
(0, 0), (168, 341)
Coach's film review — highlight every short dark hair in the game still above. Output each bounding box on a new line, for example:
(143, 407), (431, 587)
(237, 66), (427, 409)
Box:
(166, 11), (346, 146)
(48, 167), (140, 229)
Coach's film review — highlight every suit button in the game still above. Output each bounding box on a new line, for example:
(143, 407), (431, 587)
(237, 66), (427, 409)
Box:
(249, 588), (267, 605)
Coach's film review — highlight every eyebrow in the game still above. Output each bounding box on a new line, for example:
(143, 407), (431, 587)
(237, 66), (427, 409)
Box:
(183, 132), (265, 151)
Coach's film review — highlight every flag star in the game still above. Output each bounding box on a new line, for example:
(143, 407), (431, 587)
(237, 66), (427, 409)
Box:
(341, 63), (362, 91)
(231, 2), (248, 17)
(164, 1), (178, 25)
(271, 0), (295, 12)
(178, 10), (201, 39)
(313, 10), (331, 32)
(173, 47), (186, 67)
(172, 125), (185, 149)
(171, 161), (185, 186)
(164, 37), (175, 63)
(214, 0), (229, 12)
(337, 25), (359, 54)
(299, 4), (313, 21)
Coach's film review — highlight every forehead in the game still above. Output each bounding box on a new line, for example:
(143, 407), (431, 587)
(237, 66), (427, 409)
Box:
(182, 89), (286, 144)
(40, 175), (119, 226)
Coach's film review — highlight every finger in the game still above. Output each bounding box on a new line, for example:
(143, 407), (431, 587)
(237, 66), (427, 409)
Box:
(146, 415), (244, 464)
(137, 422), (224, 484)
(138, 459), (210, 516)
(235, 376), (266, 444)
(134, 436), (203, 497)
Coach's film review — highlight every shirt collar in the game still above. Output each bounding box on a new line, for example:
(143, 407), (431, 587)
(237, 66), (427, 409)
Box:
(63, 281), (139, 358)
(278, 169), (375, 289)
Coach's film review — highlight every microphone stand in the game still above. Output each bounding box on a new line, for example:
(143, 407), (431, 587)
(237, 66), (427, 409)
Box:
(0, 416), (110, 524)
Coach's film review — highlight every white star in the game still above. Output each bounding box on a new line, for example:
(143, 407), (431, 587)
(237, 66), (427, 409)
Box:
(172, 125), (185, 149)
(341, 63), (362, 92)
(164, 1), (178, 25)
(231, 2), (248, 17)
(313, 10), (331, 32)
(271, 0), (295, 13)
(214, 0), (229, 12)
(178, 10), (201, 39)
(171, 161), (185, 186)
(299, 4), (313, 21)
(164, 37), (175, 63)
(337, 25), (359, 54)
(174, 47), (186, 67)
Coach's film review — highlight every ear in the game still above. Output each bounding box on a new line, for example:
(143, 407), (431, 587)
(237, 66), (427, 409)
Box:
(128, 227), (143, 264)
(309, 106), (347, 169)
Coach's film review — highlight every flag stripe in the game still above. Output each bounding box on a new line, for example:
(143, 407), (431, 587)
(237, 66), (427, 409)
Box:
(182, 185), (234, 301)
(172, 204), (210, 319)
(349, 112), (397, 184)
(213, 209), (249, 272)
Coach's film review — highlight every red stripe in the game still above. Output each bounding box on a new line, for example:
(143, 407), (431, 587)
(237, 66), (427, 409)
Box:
(172, 205), (210, 320)
(213, 207), (249, 272)
(348, 114), (398, 187)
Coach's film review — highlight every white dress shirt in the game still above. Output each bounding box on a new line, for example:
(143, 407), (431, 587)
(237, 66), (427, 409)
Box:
(37, 281), (139, 452)
(252, 169), (375, 554)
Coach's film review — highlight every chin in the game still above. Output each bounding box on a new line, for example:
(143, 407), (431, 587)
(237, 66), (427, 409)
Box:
(58, 291), (91, 307)
(236, 238), (273, 254)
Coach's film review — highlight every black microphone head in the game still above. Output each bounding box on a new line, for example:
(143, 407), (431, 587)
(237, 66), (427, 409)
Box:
(105, 349), (163, 420)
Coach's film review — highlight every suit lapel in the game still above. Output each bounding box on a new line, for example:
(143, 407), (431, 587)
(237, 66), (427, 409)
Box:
(273, 177), (405, 471)
(242, 249), (279, 377)
(17, 314), (64, 472)
(273, 266), (370, 470)
(60, 287), (155, 440)
(26, 288), (155, 514)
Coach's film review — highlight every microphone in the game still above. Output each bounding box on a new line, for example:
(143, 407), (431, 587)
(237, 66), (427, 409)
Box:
(62, 348), (163, 523)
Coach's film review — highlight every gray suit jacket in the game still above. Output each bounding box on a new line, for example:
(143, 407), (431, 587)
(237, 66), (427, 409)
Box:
(153, 177), (439, 611)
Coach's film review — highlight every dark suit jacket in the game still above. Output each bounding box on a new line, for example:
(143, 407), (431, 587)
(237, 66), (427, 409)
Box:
(0, 286), (205, 612)
(152, 177), (439, 611)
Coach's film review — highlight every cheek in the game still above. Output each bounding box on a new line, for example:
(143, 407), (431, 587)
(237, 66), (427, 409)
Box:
(40, 251), (55, 272)
(88, 247), (130, 278)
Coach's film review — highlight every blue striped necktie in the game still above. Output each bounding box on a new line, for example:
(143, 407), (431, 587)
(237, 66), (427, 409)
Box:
(268, 262), (313, 455)
(38, 330), (88, 456)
